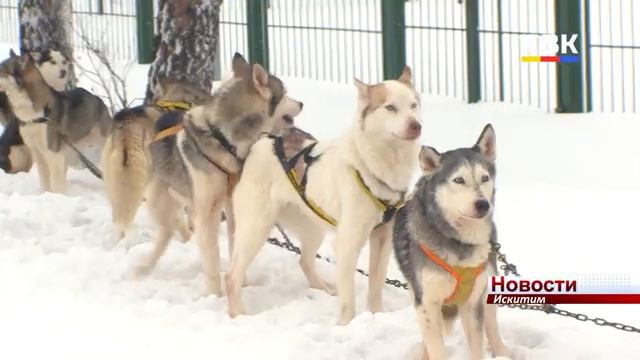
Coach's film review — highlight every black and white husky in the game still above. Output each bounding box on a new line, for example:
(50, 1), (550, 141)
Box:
(393, 125), (511, 360)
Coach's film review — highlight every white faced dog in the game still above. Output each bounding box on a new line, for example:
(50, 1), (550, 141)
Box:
(226, 67), (423, 325)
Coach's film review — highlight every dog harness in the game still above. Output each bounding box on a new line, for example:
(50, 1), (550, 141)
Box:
(272, 136), (406, 227)
(152, 115), (241, 176)
(154, 99), (193, 112)
(418, 242), (486, 305)
(151, 100), (193, 141)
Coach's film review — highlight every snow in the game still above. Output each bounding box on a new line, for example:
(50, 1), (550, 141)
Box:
(2, 52), (640, 358)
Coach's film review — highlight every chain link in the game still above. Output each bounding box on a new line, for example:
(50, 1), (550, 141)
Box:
(268, 226), (409, 290)
(267, 227), (640, 334)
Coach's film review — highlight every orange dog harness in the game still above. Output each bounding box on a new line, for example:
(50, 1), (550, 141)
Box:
(419, 243), (486, 305)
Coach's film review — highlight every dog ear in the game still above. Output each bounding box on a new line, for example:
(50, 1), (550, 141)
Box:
(232, 52), (251, 78)
(20, 53), (33, 68)
(474, 124), (496, 161)
(9, 49), (17, 58)
(398, 66), (412, 85)
(353, 78), (370, 102)
(252, 63), (271, 99)
(419, 146), (441, 175)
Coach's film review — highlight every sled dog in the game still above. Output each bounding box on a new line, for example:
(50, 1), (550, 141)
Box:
(226, 67), (423, 325)
(392, 125), (511, 360)
(102, 78), (214, 240)
(135, 53), (303, 299)
(0, 51), (112, 192)
(0, 49), (72, 173)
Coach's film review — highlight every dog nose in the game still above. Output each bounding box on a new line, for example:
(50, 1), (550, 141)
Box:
(298, 101), (304, 110)
(59, 69), (66, 78)
(474, 199), (490, 216)
(407, 120), (421, 136)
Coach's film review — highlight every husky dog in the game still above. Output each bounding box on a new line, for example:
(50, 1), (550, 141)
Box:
(392, 125), (511, 360)
(0, 51), (112, 192)
(226, 67), (422, 325)
(0, 49), (72, 173)
(102, 79), (213, 240)
(134, 54), (304, 298)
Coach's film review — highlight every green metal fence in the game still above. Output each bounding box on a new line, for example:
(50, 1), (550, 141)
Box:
(0, 0), (139, 61)
(0, 0), (638, 113)
(587, 0), (640, 112)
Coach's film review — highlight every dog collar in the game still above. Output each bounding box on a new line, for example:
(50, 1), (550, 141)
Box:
(418, 242), (486, 305)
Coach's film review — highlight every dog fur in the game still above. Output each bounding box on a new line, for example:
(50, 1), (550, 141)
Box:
(226, 67), (423, 325)
(102, 79), (214, 240)
(392, 125), (511, 360)
(0, 51), (111, 192)
(134, 54), (303, 299)
(0, 49), (71, 174)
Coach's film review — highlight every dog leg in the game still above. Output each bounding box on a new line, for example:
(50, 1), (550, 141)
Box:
(367, 222), (393, 313)
(484, 303), (512, 358)
(134, 179), (182, 276)
(176, 215), (192, 243)
(224, 199), (235, 259)
(416, 301), (447, 360)
(47, 150), (67, 193)
(335, 218), (371, 325)
(225, 173), (240, 259)
(460, 301), (485, 360)
(193, 194), (224, 297)
(226, 204), (277, 317)
(31, 149), (51, 192)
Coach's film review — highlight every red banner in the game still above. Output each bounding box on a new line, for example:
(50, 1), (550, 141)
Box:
(487, 294), (640, 305)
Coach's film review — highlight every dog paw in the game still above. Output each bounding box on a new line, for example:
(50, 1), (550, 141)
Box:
(131, 264), (152, 279)
(492, 347), (514, 359)
(310, 281), (336, 296)
(205, 275), (223, 297)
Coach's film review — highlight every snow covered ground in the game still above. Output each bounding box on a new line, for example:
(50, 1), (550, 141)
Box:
(2, 55), (640, 358)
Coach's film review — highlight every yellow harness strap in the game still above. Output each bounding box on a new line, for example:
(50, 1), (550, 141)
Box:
(285, 168), (338, 227)
(155, 100), (192, 111)
(419, 242), (485, 305)
(153, 124), (184, 142)
(352, 169), (405, 223)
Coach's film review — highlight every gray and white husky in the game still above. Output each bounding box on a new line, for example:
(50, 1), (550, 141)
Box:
(392, 124), (511, 360)
(134, 53), (303, 298)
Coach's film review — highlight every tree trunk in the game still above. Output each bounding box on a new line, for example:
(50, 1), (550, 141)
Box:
(145, 0), (222, 102)
(18, 0), (76, 88)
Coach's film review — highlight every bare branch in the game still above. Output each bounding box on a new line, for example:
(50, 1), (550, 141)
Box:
(72, 24), (131, 113)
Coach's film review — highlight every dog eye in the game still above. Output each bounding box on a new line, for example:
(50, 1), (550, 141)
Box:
(410, 103), (418, 110)
(481, 175), (490, 183)
(50, 60), (56, 65)
(453, 177), (465, 184)
(385, 104), (397, 112)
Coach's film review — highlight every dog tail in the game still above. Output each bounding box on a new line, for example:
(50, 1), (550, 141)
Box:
(102, 112), (150, 239)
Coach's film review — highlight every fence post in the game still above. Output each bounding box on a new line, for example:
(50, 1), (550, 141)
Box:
(136, 0), (154, 64)
(465, 0), (481, 103)
(381, 0), (405, 80)
(555, 0), (584, 113)
(246, 0), (269, 70)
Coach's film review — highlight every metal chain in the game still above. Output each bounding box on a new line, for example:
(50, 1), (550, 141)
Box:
(267, 227), (640, 334)
(268, 226), (409, 289)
